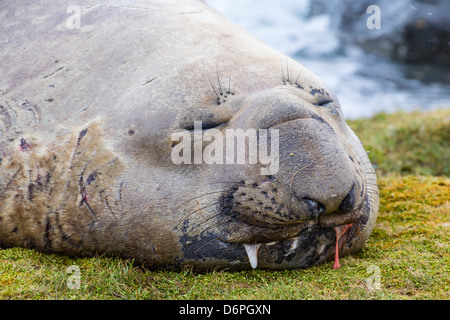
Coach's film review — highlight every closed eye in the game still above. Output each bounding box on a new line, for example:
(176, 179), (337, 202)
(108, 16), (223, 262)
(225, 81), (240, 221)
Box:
(314, 97), (334, 107)
(182, 121), (227, 133)
(170, 121), (228, 148)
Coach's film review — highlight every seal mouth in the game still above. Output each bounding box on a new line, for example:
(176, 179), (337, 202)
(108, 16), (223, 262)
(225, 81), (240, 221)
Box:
(215, 165), (369, 269)
(318, 208), (362, 229)
(219, 206), (362, 243)
(218, 208), (364, 269)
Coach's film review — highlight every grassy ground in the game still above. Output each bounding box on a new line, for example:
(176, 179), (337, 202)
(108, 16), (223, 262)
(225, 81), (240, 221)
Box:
(0, 109), (449, 300)
(347, 109), (449, 176)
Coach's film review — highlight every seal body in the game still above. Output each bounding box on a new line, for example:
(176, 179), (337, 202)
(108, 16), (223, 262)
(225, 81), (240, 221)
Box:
(0, 0), (379, 270)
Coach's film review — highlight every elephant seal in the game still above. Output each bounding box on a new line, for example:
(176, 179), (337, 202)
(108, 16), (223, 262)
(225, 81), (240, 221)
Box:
(0, 0), (379, 270)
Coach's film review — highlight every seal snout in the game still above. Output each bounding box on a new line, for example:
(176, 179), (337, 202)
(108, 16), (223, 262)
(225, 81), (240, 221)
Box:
(317, 182), (364, 229)
(299, 184), (356, 219)
(302, 198), (325, 218)
(338, 184), (356, 214)
(289, 180), (362, 226)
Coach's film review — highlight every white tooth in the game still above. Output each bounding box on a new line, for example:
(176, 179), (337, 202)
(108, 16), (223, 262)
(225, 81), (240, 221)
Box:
(290, 238), (299, 251)
(243, 244), (261, 269)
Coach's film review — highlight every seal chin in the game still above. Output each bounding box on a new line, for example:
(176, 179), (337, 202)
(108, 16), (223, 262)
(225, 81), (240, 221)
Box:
(181, 217), (359, 270)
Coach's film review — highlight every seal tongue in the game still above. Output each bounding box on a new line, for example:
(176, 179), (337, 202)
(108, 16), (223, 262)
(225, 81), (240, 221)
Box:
(243, 244), (262, 269)
(332, 224), (353, 269)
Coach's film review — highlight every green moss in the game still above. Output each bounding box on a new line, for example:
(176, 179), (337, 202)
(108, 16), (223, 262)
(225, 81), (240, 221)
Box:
(347, 109), (450, 176)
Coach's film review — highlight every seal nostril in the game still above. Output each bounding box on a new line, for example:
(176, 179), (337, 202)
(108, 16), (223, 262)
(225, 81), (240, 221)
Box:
(338, 184), (356, 214)
(303, 198), (326, 218)
(318, 203), (325, 215)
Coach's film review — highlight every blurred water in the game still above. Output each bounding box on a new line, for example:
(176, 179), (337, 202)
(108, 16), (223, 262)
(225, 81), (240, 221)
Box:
(206, 0), (450, 118)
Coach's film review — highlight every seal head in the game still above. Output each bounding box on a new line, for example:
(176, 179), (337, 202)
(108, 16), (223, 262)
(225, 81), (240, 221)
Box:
(0, 0), (379, 270)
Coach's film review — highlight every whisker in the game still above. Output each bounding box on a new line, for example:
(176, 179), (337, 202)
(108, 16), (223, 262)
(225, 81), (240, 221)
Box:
(174, 190), (226, 210)
(175, 200), (221, 228)
(209, 181), (242, 184)
(186, 208), (224, 235)
(285, 57), (290, 83)
(216, 61), (223, 95)
(208, 76), (220, 104)
(295, 68), (303, 86)
(190, 207), (242, 237)
(289, 163), (312, 195)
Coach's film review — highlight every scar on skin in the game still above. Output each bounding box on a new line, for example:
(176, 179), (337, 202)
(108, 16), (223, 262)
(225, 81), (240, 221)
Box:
(20, 138), (32, 151)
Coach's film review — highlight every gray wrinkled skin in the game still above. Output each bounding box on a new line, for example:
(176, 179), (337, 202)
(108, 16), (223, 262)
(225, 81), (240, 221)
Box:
(0, 0), (379, 270)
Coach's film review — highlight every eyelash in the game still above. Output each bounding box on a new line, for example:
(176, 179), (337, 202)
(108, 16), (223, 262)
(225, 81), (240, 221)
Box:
(317, 100), (334, 107)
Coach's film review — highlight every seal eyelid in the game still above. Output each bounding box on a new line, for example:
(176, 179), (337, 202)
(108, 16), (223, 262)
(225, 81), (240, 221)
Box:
(183, 121), (228, 132)
(170, 121), (228, 147)
(315, 98), (334, 107)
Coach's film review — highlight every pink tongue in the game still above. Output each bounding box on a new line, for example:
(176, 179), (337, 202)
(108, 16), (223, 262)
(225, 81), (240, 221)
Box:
(332, 224), (353, 269)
